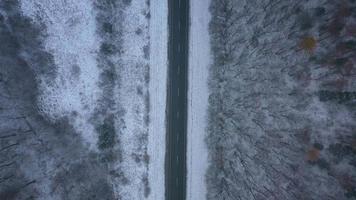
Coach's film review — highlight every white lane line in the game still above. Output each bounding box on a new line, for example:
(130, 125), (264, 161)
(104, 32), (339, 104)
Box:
(176, 156), (179, 163)
(179, 0), (181, 8)
(178, 87), (180, 96)
(178, 66), (180, 75)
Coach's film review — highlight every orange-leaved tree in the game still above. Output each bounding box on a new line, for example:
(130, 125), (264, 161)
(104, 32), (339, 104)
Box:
(300, 36), (317, 53)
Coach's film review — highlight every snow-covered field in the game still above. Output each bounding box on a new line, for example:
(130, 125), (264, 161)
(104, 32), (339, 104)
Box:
(187, 0), (211, 200)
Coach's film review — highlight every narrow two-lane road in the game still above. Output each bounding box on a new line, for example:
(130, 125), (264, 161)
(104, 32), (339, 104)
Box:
(165, 0), (189, 199)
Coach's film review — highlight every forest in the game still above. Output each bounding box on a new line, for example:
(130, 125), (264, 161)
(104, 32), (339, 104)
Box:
(207, 0), (356, 199)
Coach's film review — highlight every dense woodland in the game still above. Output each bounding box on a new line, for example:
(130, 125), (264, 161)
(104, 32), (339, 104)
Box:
(207, 0), (356, 199)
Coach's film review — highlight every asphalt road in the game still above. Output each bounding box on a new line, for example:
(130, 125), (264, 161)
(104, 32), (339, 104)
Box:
(165, 0), (189, 199)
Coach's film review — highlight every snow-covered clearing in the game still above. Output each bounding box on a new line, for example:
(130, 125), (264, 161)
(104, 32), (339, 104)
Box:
(20, 0), (101, 148)
(187, 0), (211, 199)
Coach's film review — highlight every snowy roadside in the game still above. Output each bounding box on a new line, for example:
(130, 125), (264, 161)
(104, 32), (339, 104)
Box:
(187, 0), (211, 200)
(117, 0), (167, 199)
(117, 0), (151, 199)
(148, 0), (168, 200)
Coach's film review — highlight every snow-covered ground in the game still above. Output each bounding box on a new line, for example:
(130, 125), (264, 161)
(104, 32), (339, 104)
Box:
(117, 1), (151, 199)
(118, 0), (167, 199)
(148, 0), (168, 200)
(187, 0), (211, 199)
(16, 0), (167, 199)
(20, 0), (101, 148)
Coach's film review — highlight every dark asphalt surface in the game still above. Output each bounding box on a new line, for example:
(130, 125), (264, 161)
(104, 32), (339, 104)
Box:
(165, 0), (189, 199)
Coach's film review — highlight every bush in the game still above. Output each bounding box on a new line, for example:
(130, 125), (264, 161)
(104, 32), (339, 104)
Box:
(96, 116), (116, 150)
(318, 91), (356, 103)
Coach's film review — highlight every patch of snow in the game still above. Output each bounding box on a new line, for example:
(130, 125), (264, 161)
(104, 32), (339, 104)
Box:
(187, 0), (211, 200)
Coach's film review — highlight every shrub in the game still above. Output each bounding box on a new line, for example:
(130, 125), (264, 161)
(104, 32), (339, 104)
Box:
(97, 116), (116, 150)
